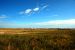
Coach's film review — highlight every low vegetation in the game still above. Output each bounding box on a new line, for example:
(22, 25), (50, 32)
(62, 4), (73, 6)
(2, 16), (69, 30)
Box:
(0, 28), (75, 50)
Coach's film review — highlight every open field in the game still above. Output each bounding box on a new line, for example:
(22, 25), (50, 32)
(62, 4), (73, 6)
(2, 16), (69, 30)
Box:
(0, 28), (75, 50)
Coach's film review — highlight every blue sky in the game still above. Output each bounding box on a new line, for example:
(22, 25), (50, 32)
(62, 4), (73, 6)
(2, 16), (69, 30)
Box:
(0, 0), (75, 28)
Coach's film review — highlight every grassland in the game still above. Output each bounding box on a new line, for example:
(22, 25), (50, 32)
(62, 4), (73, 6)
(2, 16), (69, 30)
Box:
(0, 28), (75, 50)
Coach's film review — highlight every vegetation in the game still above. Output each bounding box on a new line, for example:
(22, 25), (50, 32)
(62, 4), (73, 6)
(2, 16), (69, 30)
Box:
(0, 29), (75, 50)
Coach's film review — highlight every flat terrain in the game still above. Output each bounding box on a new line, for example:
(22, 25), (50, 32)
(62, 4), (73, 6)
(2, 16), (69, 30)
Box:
(0, 28), (75, 50)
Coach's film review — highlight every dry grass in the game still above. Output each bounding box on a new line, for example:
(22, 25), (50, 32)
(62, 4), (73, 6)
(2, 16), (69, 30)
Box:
(0, 28), (75, 50)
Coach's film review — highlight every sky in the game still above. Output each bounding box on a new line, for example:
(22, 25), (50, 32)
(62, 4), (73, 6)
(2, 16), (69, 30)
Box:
(0, 0), (75, 28)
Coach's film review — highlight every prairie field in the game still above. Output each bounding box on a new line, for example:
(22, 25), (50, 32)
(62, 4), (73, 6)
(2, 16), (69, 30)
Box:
(0, 28), (75, 50)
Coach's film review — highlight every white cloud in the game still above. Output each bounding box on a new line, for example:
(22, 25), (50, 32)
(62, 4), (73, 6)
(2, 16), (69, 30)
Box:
(1, 19), (75, 28)
(19, 5), (48, 15)
(33, 7), (39, 11)
(25, 9), (32, 14)
(34, 19), (75, 25)
(42, 5), (48, 10)
(19, 9), (32, 15)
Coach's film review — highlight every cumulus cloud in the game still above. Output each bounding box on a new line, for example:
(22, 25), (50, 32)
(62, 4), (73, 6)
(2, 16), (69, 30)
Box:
(19, 9), (32, 15)
(25, 9), (32, 14)
(19, 5), (48, 15)
(33, 7), (40, 11)
(19, 8), (39, 15)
